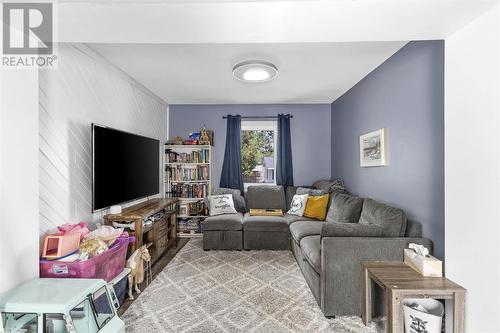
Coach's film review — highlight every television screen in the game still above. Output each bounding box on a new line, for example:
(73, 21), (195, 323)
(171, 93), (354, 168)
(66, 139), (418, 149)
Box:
(92, 124), (159, 211)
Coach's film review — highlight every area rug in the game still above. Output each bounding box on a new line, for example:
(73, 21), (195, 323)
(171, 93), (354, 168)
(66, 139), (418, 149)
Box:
(123, 238), (384, 333)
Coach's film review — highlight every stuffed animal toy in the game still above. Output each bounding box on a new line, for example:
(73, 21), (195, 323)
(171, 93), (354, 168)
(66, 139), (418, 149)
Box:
(57, 222), (89, 240)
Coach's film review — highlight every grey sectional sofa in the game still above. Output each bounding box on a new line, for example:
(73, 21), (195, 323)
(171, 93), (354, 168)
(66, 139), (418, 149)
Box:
(202, 185), (432, 317)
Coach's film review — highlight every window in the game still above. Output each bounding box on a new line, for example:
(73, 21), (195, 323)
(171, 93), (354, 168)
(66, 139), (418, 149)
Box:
(91, 286), (115, 328)
(241, 120), (277, 187)
(2, 313), (38, 333)
(70, 298), (99, 333)
(69, 287), (115, 333)
(45, 313), (70, 333)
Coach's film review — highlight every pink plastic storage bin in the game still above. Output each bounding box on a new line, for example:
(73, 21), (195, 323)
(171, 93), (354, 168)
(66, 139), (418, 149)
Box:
(40, 237), (130, 282)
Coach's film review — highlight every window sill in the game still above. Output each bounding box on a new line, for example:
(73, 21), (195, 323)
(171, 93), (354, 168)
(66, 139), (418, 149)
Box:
(243, 182), (277, 190)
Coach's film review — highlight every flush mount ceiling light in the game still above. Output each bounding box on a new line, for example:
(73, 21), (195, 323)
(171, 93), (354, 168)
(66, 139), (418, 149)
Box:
(232, 60), (278, 83)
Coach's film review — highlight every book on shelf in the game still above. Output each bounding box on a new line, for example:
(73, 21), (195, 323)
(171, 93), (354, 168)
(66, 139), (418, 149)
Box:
(178, 201), (207, 217)
(177, 218), (203, 234)
(166, 165), (209, 181)
(167, 183), (208, 199)
(165, 148), (210, 163)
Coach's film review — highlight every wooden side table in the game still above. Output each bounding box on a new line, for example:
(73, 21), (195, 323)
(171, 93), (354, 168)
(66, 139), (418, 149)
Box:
(362, 261), (466, 333)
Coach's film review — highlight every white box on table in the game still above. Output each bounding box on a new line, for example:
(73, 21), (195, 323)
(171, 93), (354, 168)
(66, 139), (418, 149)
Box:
(404, 248), (442, 277)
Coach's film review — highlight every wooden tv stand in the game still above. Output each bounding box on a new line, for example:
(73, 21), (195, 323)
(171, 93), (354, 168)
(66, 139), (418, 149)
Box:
(103, 198), (178, 264)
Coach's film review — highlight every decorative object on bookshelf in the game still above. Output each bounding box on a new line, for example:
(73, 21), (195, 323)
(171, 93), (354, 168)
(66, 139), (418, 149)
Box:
(166, 136), (184, 145)
(198, 126), (212, 145)
(188, 132), (201, 142)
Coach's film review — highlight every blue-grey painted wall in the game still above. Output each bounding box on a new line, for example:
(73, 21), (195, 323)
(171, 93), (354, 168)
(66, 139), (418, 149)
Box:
(169, 104), (331, 188)
(331, 41), (444, 258)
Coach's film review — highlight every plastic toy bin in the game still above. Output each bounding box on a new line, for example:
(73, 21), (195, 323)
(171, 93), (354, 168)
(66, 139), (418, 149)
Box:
(40, 237), (129, 282)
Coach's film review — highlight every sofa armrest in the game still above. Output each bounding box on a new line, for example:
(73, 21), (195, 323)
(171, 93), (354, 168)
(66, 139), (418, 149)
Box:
(319, 237), (433, 317)
(321, 223), (383, 238)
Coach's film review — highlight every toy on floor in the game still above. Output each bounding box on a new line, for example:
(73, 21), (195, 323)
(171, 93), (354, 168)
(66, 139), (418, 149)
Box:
(126, 245), (152, 300)
(0, 278), (125, 333)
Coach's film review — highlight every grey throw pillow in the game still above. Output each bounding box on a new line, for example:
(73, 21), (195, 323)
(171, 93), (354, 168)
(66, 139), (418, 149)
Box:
(358, 198), (407, 237)
(325, 193), (364, 223)
(245, 186), (285, 210)
(312, 179), (346, 194)
(296, 187), (327, 196)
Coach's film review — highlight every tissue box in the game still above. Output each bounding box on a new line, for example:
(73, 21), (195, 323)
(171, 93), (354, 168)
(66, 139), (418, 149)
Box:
(404, 249), (443, 277)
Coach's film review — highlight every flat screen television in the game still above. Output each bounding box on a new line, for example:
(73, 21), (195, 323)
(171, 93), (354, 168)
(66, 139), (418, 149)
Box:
(92, 124), (160, 212)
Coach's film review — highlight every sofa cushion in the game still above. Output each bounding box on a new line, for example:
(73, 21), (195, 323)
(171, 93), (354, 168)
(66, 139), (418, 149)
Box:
(242, 213), (289, 232)
(285, 186), (298, 211)
(359, 198), (407, 237)
(299, 235), (321, 274)
(246, 186), (286, 211)
(290, 221), (324, 243)
(203, 212), (244, 231)
(287, 194), (309, 217)
(326, 193), (364, 223)
(312, 179), (346, 194)
(303, 194), (330, 220)
(320, 222), (383, 238)
(405, 220), (422, 238)
(283, 214), (317, 225)
(297, 187), (327, 196)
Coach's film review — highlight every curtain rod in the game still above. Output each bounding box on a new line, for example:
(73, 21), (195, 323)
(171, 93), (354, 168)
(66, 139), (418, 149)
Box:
(222, 115), (293, 119)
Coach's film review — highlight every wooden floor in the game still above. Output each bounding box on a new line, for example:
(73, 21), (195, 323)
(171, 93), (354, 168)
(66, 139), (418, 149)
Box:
(118, 238), (189, 316)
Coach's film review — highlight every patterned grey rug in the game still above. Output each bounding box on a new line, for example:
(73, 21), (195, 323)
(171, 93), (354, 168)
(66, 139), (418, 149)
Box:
(123, 238), (384, 333)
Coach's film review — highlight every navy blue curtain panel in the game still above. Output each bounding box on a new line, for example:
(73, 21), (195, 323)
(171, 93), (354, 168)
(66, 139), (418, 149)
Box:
(220, 114), (244, 193)
(276, 114), (294, 186)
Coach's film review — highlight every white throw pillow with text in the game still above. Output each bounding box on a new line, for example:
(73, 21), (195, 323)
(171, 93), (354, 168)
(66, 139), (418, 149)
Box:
(287, 194), (309, 217)
(209, 194), (238, 216)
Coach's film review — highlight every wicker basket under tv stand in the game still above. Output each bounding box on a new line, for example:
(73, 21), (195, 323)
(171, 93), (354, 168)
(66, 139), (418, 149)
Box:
(103, 198), (178, 264)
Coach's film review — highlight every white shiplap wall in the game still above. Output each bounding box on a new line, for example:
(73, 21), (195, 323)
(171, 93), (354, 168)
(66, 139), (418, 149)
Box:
(39, 43), (169, 234)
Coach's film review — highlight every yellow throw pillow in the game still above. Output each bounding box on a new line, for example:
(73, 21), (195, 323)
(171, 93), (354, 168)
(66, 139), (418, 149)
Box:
(303, 194), (330, 220)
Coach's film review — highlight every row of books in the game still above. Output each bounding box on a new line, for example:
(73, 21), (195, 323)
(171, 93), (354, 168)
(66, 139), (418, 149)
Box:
(166, 165), (209, 181)
(177, 219), (203, 234)
(165, 149), (210, 163)
(178, 200), (207, 216)
(168, 183), (208, 198)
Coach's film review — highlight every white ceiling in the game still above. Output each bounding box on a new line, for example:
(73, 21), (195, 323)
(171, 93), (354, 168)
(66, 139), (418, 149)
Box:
(90, 42), (407, 104)
(59, 0), (497, 43)
(77, 0), (498, 104)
